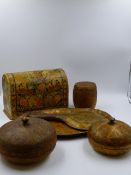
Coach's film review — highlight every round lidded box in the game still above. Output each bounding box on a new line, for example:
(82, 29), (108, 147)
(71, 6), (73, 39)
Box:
(0, 117), (57, 164)
(88, 118), (131, 156)
(73, 81), (97, 108)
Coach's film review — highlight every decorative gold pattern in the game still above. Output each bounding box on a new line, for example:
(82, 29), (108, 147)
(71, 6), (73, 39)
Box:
(27, 108), (112, 131)
(88, 119), (131, 156)
(2, 69), (68, 119)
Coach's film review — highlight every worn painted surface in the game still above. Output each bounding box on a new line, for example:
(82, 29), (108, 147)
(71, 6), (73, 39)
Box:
(2, 69), (68, 119)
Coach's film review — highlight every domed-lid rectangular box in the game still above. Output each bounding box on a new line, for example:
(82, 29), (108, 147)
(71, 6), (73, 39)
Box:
(2, 68), (68, 120)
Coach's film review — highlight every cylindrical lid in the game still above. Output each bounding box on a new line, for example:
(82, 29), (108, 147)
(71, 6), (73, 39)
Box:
(74, 81), (97, 90)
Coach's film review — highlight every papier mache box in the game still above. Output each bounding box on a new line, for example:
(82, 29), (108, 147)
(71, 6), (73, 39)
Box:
(2, 68), (68, 120)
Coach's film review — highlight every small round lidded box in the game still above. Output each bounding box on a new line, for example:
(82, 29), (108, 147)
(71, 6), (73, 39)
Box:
(88, 118), (131, 156)
(0, 116), (57, 164)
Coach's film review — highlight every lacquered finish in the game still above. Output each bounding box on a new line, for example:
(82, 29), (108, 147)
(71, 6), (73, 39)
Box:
(26, 108), (112, 131)
(2, 68), (68, 119)
(0, 117), (57, 164)
(73, 81), (97, 108)
(88, 118), (131, 156)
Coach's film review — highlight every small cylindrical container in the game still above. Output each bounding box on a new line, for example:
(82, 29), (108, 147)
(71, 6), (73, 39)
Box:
(73, 81), (97, 108)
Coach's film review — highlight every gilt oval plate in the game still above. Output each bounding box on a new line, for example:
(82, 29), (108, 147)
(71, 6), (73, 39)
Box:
(26, 108), (112, 137)
(49, 121), (87, 138)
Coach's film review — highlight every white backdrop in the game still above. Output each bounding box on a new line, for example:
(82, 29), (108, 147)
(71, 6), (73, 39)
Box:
(0, 1), (131, 175)
(0, 0), (131, 95)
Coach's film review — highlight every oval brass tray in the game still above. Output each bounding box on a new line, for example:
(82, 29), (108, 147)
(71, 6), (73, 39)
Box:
(27, 108), (112, 136)
(49, 121), (87, 138)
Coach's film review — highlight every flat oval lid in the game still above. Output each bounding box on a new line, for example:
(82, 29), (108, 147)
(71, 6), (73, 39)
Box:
(49, 121), (87, 138)
(28, 108), (112, 131)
